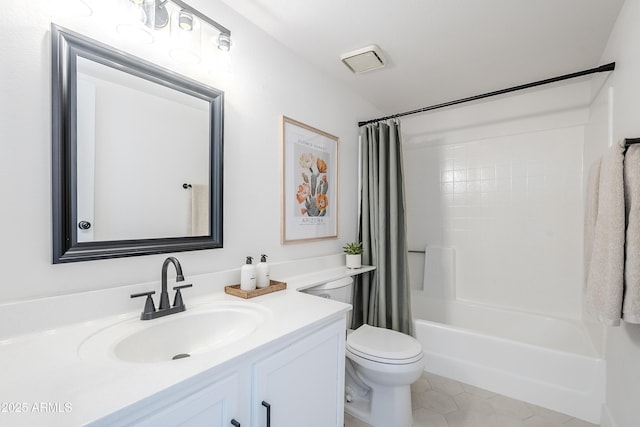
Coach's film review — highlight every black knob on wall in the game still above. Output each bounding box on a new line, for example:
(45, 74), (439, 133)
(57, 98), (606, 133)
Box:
(230, 419), (241, 427)
(78, 220), (92, 230)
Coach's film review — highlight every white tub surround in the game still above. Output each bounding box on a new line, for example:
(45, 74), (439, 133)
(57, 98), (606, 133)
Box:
(409, 238), (604, 423)
(413, 299), (605, 424)
(0, 254), (371, 427)
(404, 86), (588, 322)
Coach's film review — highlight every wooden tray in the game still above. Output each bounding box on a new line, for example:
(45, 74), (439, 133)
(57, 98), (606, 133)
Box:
(224, 280), (287, 299)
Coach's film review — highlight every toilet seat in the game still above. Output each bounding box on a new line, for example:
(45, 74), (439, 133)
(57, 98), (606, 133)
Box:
(346, 324), (423, 365)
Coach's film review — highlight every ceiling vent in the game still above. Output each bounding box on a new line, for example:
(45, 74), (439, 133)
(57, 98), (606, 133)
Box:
(340, 45), (386, 74)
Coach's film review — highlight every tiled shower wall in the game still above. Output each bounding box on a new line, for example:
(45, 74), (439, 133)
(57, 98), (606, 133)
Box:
(403, 87), (587, 319)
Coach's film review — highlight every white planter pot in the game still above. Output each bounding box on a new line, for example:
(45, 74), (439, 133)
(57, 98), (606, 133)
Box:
(345, 254), (362, 269)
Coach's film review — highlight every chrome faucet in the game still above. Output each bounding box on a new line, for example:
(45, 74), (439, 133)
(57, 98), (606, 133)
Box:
(131, 257), (193, 320)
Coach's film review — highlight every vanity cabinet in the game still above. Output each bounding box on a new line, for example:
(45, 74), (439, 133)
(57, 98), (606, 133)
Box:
(252, 318), (345, 427)
(90, 316), (345, 427)
(132, 374), (241, 427)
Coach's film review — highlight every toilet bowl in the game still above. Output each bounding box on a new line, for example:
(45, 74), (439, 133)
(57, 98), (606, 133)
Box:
(302, 278), (424, 427)
(345, 324), (424, 427)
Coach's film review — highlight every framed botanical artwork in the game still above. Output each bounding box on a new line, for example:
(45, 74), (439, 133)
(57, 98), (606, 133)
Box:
(281, 116), (338, 244)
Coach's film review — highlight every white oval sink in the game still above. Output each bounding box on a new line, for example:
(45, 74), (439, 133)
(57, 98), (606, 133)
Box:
(78, 301), (271, 363)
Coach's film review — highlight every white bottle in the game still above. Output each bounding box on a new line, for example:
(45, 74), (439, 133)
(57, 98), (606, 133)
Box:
(240, 256), (256, 291)
(256, 254), (271, 288)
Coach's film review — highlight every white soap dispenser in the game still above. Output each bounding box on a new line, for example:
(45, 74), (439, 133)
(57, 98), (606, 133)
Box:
(256, 254), (271, 288)
(240, 256), (256, 291)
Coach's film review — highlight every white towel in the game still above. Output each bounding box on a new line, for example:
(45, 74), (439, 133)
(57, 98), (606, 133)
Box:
(585, 140), (626, 326)
(191, 184), (210, 236)
(623, 145), (640, 323)
(584, 159), (601, 291)
(423, 246), (455, 300)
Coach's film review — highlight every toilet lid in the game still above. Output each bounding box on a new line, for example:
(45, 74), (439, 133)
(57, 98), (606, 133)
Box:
(346, 324), (423, 363)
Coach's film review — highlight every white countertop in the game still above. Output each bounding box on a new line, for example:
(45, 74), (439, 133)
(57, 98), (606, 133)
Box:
(0, 264), (374, 426)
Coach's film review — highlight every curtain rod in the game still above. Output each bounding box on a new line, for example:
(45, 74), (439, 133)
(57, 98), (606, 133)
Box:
(358, 62), (616, 127)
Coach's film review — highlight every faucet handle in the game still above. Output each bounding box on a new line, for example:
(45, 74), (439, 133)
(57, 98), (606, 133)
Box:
(172, 284), (192, 308)
(131, 291), (156, 318)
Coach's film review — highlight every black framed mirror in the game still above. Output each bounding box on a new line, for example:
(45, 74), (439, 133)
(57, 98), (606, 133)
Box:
(52, 24), (223, 263)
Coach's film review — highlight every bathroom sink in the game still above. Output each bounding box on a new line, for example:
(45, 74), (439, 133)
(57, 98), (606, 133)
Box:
(78, 301), (271, 363)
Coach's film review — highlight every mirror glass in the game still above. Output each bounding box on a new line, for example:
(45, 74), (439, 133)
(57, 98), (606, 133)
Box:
(52, 25), (223, 263)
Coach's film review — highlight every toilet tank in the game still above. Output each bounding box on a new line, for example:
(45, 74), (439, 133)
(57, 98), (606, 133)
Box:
(303, 277), (353, 304)
(302, 277), (353, 327)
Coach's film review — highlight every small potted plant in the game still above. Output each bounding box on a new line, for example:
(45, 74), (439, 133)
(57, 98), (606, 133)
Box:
(343, 242), (363, 269)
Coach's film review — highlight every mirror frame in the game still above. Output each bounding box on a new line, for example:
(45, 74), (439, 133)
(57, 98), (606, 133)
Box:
(51, 24), (223, 263)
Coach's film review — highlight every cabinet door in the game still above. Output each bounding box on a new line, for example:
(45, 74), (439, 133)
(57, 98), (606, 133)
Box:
(132, 374), (242, 427)
(253, 318), (345, 427)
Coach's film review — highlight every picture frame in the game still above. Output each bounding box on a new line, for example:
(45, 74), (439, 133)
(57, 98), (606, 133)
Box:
(281, 116), (339, 244)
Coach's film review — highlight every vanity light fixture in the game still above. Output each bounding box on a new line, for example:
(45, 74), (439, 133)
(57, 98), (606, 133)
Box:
(178, 10), (194, 31)
(117, 0), (232, 58)
(116, 0), (156, 43)
(142, 0), (232, 50)
(217, 32), (231, 52)
(169, 7), (202, 63)
(163, 0), (231, 50)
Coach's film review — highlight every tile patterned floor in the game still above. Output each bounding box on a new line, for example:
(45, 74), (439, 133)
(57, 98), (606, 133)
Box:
(344, 372), (599, 427)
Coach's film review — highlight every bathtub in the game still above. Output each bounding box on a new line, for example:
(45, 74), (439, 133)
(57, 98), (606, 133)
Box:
(412, 298), (605, 424)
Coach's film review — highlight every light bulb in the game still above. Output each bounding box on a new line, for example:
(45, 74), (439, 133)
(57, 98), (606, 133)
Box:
(217, 33), (231, 51)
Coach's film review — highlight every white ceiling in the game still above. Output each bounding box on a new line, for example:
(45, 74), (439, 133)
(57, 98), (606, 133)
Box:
(218, 0), (625, 118)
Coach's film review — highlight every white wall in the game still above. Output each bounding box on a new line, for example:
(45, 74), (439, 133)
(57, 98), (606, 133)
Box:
(586, 1), (640, 426)
(403, 81), (589, 319)
(0, 0), (380, 303)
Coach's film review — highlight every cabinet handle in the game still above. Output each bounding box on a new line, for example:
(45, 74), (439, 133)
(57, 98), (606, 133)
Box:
(230, 420), (240, 427)
(261, 401), (271, 427)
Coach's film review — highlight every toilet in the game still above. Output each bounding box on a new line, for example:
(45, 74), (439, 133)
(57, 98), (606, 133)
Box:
(303, 277), (424, 427)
